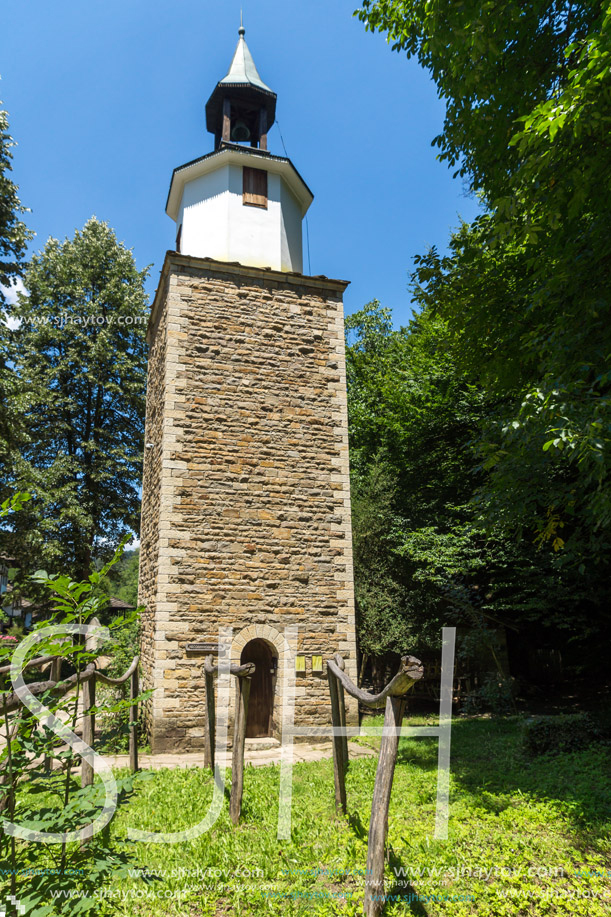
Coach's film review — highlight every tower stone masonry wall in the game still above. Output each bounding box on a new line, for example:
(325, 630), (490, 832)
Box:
(139, 252), (359, 753)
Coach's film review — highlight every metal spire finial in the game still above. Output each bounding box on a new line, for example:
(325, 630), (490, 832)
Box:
(239, 10), (245, 37)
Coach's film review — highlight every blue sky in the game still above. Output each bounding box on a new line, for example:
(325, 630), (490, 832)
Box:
(2, 0), (478, 327)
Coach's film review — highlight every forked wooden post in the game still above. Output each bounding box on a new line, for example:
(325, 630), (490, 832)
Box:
(81, 620), (100, 789)
(326, 654), (424, 917)
(204, 656), (255, 825)
(129, 665), (139, 773)
(203, 656), (256, 822)
(82, 653), (140, 782)
(364, 695), (406, 917)
(204, 655), (216, 772)
(230, 668), (254, 825)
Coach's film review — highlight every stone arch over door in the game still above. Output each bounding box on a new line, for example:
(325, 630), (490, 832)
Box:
(232, 624), (290, 740)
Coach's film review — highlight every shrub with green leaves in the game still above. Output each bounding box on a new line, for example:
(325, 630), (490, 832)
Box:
(522, 713), (600, 757)
(0, 494), (149, 914)
(463, 675), (515, 717)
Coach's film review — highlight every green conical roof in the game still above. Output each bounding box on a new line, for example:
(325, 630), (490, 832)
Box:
(205, 24), (277, 139)
(219, 26), (274, 94)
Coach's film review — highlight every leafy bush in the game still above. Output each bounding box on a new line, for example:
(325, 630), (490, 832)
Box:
(95, 684), (129, 753)
(0, 495), (148, 912)
(462, 674), (515, 716)
(96, 616), (141, 753)
(522, 713), (601, 757)
(102, 616), (140, 680)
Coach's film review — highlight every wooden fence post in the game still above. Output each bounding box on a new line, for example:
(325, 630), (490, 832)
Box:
(45, 657), (62, 773)
(325, 653), (424, 916)
(81, 670), (96, 788)
(204, 656), (216, 773)
(334, 654), (349, 775)
(230, 672), (252, 825)
(328, 669), (347, 815)
(80, 617), (102, 789)
(129, 665), (139, 773)
(363, 695), (406, 917)
(50, 656), (62, 684)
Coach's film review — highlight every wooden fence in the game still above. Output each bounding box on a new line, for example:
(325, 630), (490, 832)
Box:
(202, 648), (424, 916)
(3, 635), (423, 917)
(0, 620), (140, 784)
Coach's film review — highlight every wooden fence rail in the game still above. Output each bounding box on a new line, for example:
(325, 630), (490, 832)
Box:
(0, 625), (140, 784)
(4, 630), (425, 916)
(0, 653), (59, 676)
(326, 653), (424, 917)
(203, 655), (255, 825)
(83, 654), (140, 782)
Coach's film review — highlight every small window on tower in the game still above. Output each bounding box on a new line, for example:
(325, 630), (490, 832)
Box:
(176, 223), (182, 253)
(243, 167), (268, 209)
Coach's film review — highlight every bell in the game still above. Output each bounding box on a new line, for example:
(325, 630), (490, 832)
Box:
(231, 120), (251, 142)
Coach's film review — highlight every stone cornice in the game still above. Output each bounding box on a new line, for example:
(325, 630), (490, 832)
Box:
(147, 251), (350, 344)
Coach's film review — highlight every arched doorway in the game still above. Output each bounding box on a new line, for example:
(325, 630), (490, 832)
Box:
(240, 639), (276, 738)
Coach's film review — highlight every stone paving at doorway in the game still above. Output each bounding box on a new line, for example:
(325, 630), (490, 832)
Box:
(107, 739), (376, 771)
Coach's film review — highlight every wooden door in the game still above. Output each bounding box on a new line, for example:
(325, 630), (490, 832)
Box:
(241, 639), (275, 738)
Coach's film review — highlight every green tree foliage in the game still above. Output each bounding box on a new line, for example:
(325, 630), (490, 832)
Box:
(0, 100), (31, 305)
(98, 547), (140, 608)
(347, 303), (488, 654)
(351, 454), (406, 658)
(356, 2), (611, 570)
(346, 303), (602, 668)
(356, 1), (607, 198)
(1, 218), (149, 581)
(0, 101), (32, 490)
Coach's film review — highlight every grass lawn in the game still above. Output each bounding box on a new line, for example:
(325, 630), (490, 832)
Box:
(104, 715), (611, 916)
(4, 715), (611, 915)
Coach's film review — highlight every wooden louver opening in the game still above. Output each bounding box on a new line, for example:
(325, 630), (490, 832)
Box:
(243, 167), (268, 209)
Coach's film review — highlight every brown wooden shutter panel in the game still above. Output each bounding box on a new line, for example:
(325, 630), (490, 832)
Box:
(243, 167), (268, 209)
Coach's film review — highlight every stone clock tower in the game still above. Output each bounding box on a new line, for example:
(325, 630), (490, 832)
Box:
(139, 25), (358, 753)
